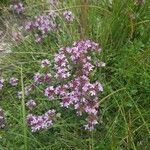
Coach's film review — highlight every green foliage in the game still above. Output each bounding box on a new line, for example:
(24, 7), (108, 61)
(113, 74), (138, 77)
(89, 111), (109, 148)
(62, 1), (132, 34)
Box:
(0, 0), (150, 149)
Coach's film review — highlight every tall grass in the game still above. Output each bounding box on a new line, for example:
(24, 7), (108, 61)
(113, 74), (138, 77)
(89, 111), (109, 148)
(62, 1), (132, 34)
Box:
(0, 0), (150, 149)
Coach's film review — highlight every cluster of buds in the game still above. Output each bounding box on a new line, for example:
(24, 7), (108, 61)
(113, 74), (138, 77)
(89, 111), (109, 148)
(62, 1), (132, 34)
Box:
(0, 78), (5, 90)
(0, 108), (5, 128)
(10, 2), (25, 14)
(27, 109), (56, 132)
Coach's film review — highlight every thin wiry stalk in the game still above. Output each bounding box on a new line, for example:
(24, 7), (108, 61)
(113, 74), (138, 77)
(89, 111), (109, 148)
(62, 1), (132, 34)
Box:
(111, 89), (136, 149)
(80, 0), (88, 39)
(98, 87), (126, 105)
(115, 79), (150, 135)
(21, 66), (28, 150)
(126, 92), (150, 135)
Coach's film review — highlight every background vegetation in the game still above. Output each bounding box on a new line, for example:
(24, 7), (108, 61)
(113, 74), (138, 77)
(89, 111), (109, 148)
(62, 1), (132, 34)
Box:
(0, 0), (150, 149)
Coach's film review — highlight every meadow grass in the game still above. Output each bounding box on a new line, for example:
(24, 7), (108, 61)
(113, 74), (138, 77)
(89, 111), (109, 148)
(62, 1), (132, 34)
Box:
(0, 0), (150, 149)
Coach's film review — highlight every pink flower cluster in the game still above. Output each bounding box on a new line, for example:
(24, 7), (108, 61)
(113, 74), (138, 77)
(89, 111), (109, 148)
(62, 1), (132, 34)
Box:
(10, 3), (25, 14)
(25, 14), (57, 43)
(54, 40), (101, 78)
(27, 109), (56, 132)
(25, 9), (75, 43)
(44, 40), (104, 130)
(0, 108), (5, 129)
(45, 76), (103, 130)
(1, 40), (104, 132)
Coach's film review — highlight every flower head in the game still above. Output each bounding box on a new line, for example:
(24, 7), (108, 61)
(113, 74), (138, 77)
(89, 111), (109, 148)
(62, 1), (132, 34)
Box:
(0, 108), (5, 128)
(0, 78), (5, 90)
(41, 59), (50, 68)
(63, 10), (74, 22)
(44, 86), (55, 99)
(34, 73), (43, 84)
(9, 77), (18, 86)
(26, 100), (37, 110)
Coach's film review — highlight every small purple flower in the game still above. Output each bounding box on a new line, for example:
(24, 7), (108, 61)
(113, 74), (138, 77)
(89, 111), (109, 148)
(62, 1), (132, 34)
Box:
(48, 10), (58, 18)
(96, 61), (106, 67)
(17, 91), (22, 99)
(63, 10), (74, 22)
(9, 77), (18, 86)
(0, 78), (5, 90)
(137, 0), (145, 5)
(26, 100), (37, 110)
(84, 114), (98, 131)
(60, 97), (72, 108)
(34, 73), (43, 84)
(83, 62), (94, 75)
(25, 84), (35, 96)
(48, 0), (58, 6)
(35, 34), (43, 43)
(84, 124), (94, 131)
(54, 52), (70, 79)
(25, 11), (58, 43)
(41, 59), (50, 68)
(0, 108), (5, 128)
(25, 21), (33, 30)
(43, 73), (52, 83)
(44, 86), (55, 99)
(12, 31), (22, 42)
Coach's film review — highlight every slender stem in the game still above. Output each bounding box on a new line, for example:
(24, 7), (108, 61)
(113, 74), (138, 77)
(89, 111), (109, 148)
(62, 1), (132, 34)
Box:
(80, 0), (88, 39)
(88, 131), (94, 150)
(21, 66), (28, 150)
(98, 87), (126, 105)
